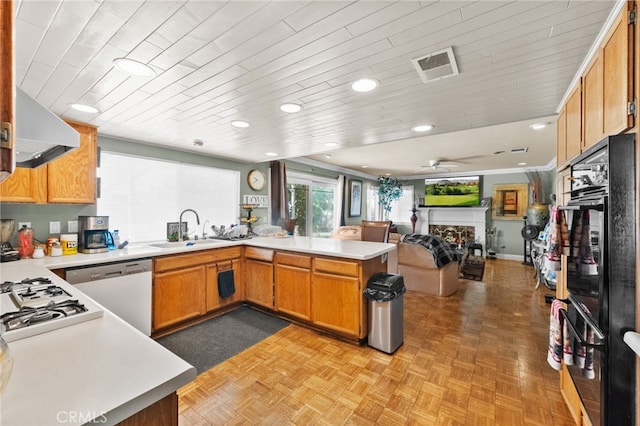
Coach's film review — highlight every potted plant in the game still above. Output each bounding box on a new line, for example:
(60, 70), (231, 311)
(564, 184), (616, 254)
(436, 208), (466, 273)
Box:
(377, 177), (403, 220)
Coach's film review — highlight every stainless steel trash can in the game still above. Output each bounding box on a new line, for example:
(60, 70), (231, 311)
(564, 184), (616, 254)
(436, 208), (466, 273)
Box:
(364, 272), (405, 354)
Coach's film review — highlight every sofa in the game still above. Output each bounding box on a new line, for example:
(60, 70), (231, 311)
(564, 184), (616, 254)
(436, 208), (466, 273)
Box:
(331, 227), (459, 297)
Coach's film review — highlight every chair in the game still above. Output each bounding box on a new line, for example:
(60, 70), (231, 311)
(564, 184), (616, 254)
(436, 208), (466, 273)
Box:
(278, 218), (297, 235)
(361, 220), (391, 243)
(397, 239), (459, 297)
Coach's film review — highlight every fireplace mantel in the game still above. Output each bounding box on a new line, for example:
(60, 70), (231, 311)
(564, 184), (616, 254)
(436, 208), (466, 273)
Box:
(417, 207), (489, 248)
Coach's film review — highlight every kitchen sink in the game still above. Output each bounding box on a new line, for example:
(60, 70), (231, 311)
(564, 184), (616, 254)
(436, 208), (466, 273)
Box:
(147, 239), (226, 249)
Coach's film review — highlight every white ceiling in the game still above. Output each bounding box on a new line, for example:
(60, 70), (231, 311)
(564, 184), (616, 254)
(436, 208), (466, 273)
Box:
(14, 0), (618, 179)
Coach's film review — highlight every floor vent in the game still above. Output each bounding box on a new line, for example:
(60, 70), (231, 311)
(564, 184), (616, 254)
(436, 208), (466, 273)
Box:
(411, 47), (459, 83)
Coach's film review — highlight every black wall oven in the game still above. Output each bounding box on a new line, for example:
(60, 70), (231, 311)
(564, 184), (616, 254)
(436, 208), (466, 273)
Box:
(562, 134), (636, 426)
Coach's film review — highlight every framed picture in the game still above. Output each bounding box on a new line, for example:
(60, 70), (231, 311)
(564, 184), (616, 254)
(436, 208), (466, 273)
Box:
(349, 180), (362, 217)
(492, 183), (528, 220)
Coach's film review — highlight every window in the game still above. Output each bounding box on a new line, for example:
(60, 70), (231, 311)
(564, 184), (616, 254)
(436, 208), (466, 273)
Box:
(366, 184), (415, 224)
(97, 151), (240, 242)
(286, 172), (339, 237)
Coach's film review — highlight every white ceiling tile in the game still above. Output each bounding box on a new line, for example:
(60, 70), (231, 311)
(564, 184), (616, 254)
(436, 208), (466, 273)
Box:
(16, 0), (60, 29)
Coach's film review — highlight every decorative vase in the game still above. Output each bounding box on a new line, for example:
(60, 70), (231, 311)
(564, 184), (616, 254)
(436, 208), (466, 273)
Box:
(526, 203), (549, 229)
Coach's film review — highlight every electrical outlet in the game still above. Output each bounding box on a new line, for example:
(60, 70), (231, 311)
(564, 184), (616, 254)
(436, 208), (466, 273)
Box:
(68, 220), (78, 233)
(18, 222), (31, 229)
(49, 221), (61, 234)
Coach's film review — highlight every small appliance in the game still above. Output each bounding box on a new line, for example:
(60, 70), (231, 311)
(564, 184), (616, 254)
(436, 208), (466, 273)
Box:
(78, 216), (111, 254)
(0, 219), (19, 262)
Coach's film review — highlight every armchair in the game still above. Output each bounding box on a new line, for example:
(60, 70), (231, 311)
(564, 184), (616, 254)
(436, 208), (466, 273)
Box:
(397, 235), (459, 297)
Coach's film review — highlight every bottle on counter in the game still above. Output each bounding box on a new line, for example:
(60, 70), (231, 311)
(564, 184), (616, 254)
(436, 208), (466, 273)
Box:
(113, 230), (121, 248)
(17, 225), (34, 259)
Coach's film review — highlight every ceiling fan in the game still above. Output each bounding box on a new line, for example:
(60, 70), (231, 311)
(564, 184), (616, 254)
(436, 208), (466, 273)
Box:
(426, 159), (459, 170)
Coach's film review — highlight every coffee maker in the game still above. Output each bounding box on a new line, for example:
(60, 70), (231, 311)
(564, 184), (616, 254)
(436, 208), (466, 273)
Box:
(78, 216), (111, 254)
(0, 219), (20, 262)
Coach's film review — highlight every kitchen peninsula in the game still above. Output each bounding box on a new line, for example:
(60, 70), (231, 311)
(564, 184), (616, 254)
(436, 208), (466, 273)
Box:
(0, 236), (395, 425)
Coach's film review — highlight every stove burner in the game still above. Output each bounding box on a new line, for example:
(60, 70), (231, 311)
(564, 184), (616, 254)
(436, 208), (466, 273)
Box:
(0, 300), (88, 331)
(19, 277), (53, 286)
(45, 286), (64, 297)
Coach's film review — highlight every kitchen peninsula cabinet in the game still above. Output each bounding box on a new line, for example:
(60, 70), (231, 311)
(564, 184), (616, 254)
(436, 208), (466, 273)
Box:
(0, 120), (97, 203)
(244, 246), (274, 308)
(275, 251), (311, 321)
(153, 247), (243, 332)
(311, 256), (387, 340)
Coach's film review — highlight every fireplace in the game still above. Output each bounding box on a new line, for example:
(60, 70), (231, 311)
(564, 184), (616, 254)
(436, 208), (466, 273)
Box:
(428, 225), (475, 246)
(418, 207), (488, 250)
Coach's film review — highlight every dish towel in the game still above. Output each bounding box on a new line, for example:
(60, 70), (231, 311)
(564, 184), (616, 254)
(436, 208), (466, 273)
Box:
(547, 299), (596, 379)
(544, 205), (569, 271)
(547, 299), (566, 370)
(218, 269), (236, 299)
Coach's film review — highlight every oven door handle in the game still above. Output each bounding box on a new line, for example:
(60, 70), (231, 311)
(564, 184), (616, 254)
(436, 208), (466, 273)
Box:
(560, 309), (605, 350)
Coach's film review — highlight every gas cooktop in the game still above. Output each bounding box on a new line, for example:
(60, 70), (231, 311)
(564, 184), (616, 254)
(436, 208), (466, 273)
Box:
(0, 276), (103, 342)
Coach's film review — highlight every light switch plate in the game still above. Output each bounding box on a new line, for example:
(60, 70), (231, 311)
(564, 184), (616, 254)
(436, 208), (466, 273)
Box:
(18, 222), (31, 229)
(68, 220), (78, 233)
(49, 221), (61, 234)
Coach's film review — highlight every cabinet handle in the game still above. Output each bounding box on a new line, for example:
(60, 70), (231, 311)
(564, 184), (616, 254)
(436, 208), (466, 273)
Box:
(0, 122), (12, 148)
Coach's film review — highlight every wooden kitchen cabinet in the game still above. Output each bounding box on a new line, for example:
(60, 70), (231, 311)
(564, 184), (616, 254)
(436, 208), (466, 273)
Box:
(565, 83), (582, 164)
(311, 257), (363, 338)
(244, 247), (274, 308)
(205, 258), (243, 312)
(275, 252), (311, 321)
(582, 3), (634, 150)
(0, 120), (97, 203)
(583, 52), (604, 149)
(0, 1), (14, 181)
(153, 246), (242, 332)
(556, 106), (567, 170)
(153, 265), (206, 331)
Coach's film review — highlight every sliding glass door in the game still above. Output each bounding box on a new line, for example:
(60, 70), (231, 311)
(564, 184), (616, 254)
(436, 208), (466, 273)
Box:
(286, 173), (338, 237)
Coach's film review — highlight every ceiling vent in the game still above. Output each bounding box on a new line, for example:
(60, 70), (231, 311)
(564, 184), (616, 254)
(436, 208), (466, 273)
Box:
(510, 147), (529, 154)
(411, 47), (459, 83)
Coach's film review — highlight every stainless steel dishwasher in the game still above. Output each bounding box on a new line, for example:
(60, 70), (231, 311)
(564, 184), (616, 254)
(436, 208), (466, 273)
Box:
(65, 259), (152, 336)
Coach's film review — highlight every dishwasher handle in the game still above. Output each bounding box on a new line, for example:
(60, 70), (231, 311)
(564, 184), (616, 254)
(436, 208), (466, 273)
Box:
(65, 259), (152, 284)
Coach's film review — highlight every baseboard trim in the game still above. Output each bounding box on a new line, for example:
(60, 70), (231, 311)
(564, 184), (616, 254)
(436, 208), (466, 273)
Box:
(494, 253), (523, 261)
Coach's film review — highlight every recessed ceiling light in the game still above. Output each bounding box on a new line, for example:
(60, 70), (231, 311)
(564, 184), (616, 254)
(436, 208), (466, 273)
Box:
(70, 103), (100, 114)
(231, 120), (250, 128)
(518, 162), (527, 166)
(113, 58), (155, 77)
(530, 123), (546, 130)
(323, 142), (339, 148)
(361, 165), (369, 168)
(412, 124), (434, 132)
(280, 103), (302, 113)
(351, 78), (378, 92)
(324, 154), (333, 159)
(266, 152), (278, 157)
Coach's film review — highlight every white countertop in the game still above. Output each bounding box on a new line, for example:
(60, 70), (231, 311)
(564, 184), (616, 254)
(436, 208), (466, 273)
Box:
(22, 236), (395, 270)
(0, 262), (196, 426)
(0, 236), (393, 425)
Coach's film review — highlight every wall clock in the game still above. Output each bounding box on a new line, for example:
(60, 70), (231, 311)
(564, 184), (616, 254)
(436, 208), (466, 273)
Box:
(247, 169), (266, 191)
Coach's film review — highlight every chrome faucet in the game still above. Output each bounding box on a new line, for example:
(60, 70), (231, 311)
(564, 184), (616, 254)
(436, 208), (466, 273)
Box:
(178, 209), (200, 241)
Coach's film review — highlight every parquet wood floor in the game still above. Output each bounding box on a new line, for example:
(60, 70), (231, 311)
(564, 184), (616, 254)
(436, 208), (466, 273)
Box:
(177, 259), (574, 425)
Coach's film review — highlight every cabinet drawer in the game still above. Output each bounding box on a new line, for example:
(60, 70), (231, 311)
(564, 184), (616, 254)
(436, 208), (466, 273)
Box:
(276, 252), (311, 269)
(244, 246), (274, 262)
(314, 258), (359, 277)
(154, 247), (242, 272)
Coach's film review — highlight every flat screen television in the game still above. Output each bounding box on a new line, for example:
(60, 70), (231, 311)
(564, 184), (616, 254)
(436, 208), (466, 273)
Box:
(424, 175), (481, 207)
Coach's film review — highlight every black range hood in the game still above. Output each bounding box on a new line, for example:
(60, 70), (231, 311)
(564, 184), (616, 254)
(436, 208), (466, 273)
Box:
(15, 87), (79, 168)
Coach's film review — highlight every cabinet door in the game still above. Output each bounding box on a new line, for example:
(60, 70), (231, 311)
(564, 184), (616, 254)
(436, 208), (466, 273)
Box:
(275, 264), (311, 320)
(205, 260), (242, 312)
(47, 121), (97, 203)
(602, 5), (633, 136)
(311, 272), (361, 338)
(244, 259), (273, 308)
(0, 167), (46, 202)
(583, 53), (604, 149)
(556, 107), (567, 169)
(565, 83), (582, 162)
(0, 1), (14, 180)
(153, 265), (206, 331)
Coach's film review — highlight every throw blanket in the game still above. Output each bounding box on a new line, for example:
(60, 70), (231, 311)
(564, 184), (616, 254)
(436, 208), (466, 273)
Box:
(401, 234), (458, 268)
(547, 299), (595, 379)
